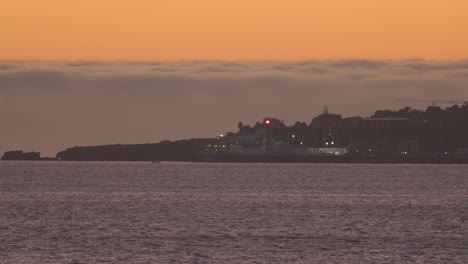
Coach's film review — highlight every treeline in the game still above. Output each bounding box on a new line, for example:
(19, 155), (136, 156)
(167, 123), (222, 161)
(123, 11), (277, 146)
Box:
(372, 104), (468, 120)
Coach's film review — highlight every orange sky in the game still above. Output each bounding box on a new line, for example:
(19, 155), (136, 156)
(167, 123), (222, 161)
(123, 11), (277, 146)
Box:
(1, 0), (468, 60)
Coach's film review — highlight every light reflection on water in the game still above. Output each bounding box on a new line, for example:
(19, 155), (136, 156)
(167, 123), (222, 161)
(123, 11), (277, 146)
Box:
(0, 162), (467, 263)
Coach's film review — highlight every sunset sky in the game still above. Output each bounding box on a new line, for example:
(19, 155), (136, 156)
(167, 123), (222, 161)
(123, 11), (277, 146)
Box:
(1, 1), (468, 156)
(2, 0), (468, 60)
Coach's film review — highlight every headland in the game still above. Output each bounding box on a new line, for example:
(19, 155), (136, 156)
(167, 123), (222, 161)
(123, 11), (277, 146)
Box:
(3, 104), (468, 164)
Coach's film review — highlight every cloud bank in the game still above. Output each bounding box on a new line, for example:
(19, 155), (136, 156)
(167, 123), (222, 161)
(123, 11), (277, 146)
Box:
(1, 59), (467, 155)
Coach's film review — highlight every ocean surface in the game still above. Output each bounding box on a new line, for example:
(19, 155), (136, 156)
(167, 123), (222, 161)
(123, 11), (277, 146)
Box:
(0, 162), (467, 263)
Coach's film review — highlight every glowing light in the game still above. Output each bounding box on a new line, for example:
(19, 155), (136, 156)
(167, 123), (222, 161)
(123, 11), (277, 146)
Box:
(292, 134), (295, 138)
(265, 119), (270, 125)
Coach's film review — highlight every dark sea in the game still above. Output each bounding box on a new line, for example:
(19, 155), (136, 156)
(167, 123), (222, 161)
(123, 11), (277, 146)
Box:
(0, 162), (467, 263)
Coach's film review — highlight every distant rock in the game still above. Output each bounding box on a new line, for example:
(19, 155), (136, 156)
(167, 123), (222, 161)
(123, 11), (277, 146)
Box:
(1, 150), (41, 161)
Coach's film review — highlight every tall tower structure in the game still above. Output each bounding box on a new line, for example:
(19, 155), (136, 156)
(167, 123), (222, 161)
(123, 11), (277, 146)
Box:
(323, 105), (329, 114)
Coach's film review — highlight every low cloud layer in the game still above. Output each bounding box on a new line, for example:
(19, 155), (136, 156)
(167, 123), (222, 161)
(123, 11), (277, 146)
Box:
(1, 59), (468, 156)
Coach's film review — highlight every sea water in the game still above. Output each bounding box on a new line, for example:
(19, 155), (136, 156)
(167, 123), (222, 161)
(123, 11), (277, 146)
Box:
(0, 161), (467, 263)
